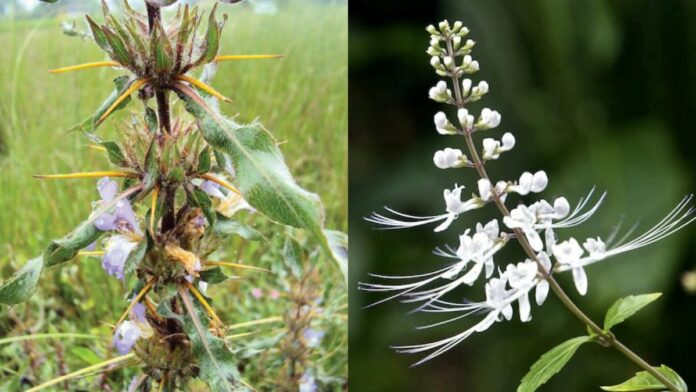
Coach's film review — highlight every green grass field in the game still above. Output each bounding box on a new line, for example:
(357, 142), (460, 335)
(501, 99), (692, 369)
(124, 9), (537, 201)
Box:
(0, 2), (347, 390)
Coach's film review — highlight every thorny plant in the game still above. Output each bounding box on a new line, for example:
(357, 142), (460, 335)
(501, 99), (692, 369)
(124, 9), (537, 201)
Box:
(360, 20), (693, 392)
(0, 0), (346, 391)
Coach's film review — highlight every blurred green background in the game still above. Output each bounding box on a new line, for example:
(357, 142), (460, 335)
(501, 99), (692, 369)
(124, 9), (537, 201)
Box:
(0, 1), (347, 390)
(349, 0), (696, 391)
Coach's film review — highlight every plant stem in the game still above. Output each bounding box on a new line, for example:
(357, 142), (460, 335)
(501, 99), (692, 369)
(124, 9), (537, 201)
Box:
(444, 37), (680, 392)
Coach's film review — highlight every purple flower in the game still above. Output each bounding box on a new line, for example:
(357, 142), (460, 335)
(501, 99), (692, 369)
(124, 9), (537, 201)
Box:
(131, 302), (147, 323)
(302, 328), (325, 348)
(113, 320), (142, 355)
(200, 180), (226, 199)
(94, 177), (141, 234)
(102, 235), (138, 280)
(299, 371), (317, 392)
(191, 214), (206, 229)
(251, 288), (263, 299)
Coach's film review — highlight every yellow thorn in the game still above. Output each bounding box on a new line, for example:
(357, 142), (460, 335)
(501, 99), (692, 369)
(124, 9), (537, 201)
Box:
(48, 61), (120, 74)
(115, 278), (156, 329)
(87, 144), (107, 152)
(226, 316), (283, 331)
(185, 281), (223, 327)
(25, 353), (136, 392)
(214, 54), (283, 62)
(198, 173), (241, 195)
(224, 330), (260, 340)
(175, 74), (232, 103)
(239, 379), (257, 392)
(204, 261), (271, 273)
(150, 185), (160, 234)
(32, 171), (138, 180)
(157, 374), (167, 392)
(78, 250), (105, 257)
(98, 78), (150, 124)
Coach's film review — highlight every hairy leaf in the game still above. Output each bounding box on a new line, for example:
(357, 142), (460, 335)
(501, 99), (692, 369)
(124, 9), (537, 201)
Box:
(199, 4), (221, 64)
(324, 229), (348, 281)
(179, 287), (246, 392)
(517, 336), (592, 392)
(193, 187), (216, 225)
(100, 141), (127, 167)
(200, 267), (234, 284)
(124, 237), (149, 276)
(601, 365), (688, 392)
(604, 293), (662, 331)
(177, 89), (345, 277)
(43, 221), (103, 267)
(85, 16), (110, 52)
(211, 213), (262, 241)
(197, 146), (212, 174)
(0, 257), (43, 305)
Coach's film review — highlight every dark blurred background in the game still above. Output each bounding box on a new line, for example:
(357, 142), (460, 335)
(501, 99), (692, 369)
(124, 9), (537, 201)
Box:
(349, 0), (696, 391)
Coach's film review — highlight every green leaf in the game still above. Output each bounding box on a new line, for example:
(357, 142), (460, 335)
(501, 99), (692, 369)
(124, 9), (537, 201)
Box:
(102, 26), (132, 66)
(0, 257), (44, 305)
(197, 146), (212, 174)
(200, 267), (234, 284)
(179, 287), (246, 392)
(151, 23), (172, 72)
(199, 4), (221, 64)
(324, 229), (348, 282)
(517, 336), (592, 392)
(43, 221), (103, 268)
(141, 136), (159, 195)
(177, 90), (343, 276)
(601, 365), (688, 392)
(193, 187), (216, 225)
(73, 76), (134, 133)
(603, 293), (662, 331)
(211, 213), (262, 241)
(145, 107), (158, 132)
(123, 237), (149, 276)
(283, 236), (304, 278)
(100, 141), (127, 167)
(85, 16), (110, 52)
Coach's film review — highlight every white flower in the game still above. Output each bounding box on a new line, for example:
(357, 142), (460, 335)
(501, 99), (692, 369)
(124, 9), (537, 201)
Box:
(485, 275), (513, 320)
(509, 171), (548, 195)
(433, 148), (466, 169)
(457, 108), (475, 130)
(481, 132), (515, 160)
(535, 252), (552, 305)
(453, 231), (494, 284)
(429, 81), (449, 102)
(583, 237), (606, 256)
(506, 261), (538, 322)
(476, 108), (501, 130)
(472, 80), (489, 97)
(461, 78), (472, 96)
(434, 111), (456, 135)
(552, 238), (587, 295)
(504, 205), (544, 251)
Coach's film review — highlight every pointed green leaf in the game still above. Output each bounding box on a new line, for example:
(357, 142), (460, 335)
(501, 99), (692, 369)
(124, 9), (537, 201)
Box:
(211, 213), (262, 241)
(324, 229), (348, 281)
(102, 27), (132, 66)
(200, 267), (234, 284)
(197, 146), (212, 174)
(177, 90), (340, 273)
(0, 257), (44, 305)
(145, 107), (158, 132)
(193, 187), (216, 225)
(601, 365), (688, 392)
(44, 221), (103, 267)
(123, 237), (149, 276)
(199, 4), (221, 64)
(179, 287), (246, 392)
(517, 336), (592, 392)
(141, 136), (159, 195)
(151, 23), (172, 72)
(100, 141), (127, 167)
(604, 293), (662, 331)
(85, 16), (110, 52)
(69, 346), (102, 366)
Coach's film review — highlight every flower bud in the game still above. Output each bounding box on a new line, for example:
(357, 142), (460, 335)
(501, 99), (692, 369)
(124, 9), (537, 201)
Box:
(428, 81), (449, 102)
(430, 37), (440, 47)
(461, 78), (472, 97)
(478, 179), (492, 201)
(426, 25), (438, 35)
(477, 108), (501, 130)
(443, 56), (454, 70)
(452, 21), (463, 33)
(531, 171), (548, 193)
(501, 132), (515, 150)
(439, 20), (450, 32)
(430, 56), (442, 69)
(434, 112), (456, 135)
(553, 197), (570, 219)
(452, 36), (462, 49)
(457, 108), (474, 130)
(482, 138), (499, 160)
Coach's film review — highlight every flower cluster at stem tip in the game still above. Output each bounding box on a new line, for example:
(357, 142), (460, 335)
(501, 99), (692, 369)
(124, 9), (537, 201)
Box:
(361, 19), (695, 366)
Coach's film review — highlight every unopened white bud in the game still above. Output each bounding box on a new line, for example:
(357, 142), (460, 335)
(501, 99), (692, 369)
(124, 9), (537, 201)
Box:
(461, 78), (472, 96)
(430, 37), (439, 47)
(452, 36), (462, 49)
(434, 112), (456, 135)
(553, 197), (570, 219)
(477, 108), (501, 130)
(476, 81), (489, 95)
(466, 60), (480, 73)
(443, 56), (454, 69)
(428, 81), (449, 102)
(426, 25), (438, 35)
(478, 179), (492, 201)
(459, 27), (470, 36)
(462, 55), (472, 67)
(501, 132), (515, 150)
(439, 20), (450, 32)
(457, 108), (474, 130)
(430, 56), (442, 68)
(453, 21), (463, 32)
(531, 171), (548, 193)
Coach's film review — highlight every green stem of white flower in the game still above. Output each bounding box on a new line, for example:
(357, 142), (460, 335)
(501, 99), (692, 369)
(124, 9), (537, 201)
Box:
(444, 36), (680, 392)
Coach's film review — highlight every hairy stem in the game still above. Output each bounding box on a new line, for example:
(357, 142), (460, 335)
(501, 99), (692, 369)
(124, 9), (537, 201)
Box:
(444, 36), (680, 392)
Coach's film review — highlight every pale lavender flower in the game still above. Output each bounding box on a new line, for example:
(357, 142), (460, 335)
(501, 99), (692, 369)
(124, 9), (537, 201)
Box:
(303, 328), (325, 348)
(113, 320), (142, 355)
(102, 235), (138, 280)
(299, 371), (318, 392)
(94, 177), (141, 235)
(251, 288), (263, 299)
